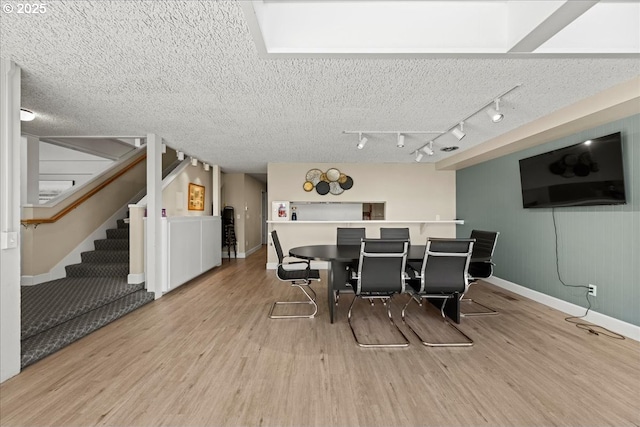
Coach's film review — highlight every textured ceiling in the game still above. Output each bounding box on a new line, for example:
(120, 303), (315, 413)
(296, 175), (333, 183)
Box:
(1, 1), (638, 175)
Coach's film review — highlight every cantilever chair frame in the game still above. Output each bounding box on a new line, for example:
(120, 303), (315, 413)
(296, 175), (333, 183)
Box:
(402, 238), (475, 347)
(348, 238), (411, 348)
(335, 227), (366, 306)
(269, 230), (321, 319)
(462, 230), (500, 317)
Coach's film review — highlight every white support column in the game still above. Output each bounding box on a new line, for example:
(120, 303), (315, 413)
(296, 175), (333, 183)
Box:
(146, 133), (163, 299)
(0, 58), (22, 382)
(20, 135), (39, 205)
(212, 164), (221, 215)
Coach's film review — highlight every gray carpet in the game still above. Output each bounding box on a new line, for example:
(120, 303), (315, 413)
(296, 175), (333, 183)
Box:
(20, 218), (154, 368)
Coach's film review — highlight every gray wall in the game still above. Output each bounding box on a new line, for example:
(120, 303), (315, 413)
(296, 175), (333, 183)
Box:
(456, 114), (639, 326)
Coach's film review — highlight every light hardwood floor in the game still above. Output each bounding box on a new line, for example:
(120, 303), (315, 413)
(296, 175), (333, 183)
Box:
(1, 246), (639, 426)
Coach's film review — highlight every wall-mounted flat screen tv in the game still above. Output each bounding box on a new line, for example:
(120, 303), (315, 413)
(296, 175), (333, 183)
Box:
(519, 132), (626, 208)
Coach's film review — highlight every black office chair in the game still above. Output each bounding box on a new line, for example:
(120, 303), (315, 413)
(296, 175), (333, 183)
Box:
(269, 230), (321, 319)
(335, 227), (366, 305)
(402, 238), (475, 347)
(347, 239), (411, 348)
(461, 230), (500, 316)
(337, 227), (366, 245)
(380, 227), (410, 241)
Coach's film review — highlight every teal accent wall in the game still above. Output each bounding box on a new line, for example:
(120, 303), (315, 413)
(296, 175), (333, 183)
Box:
(457, 115), (639, 326)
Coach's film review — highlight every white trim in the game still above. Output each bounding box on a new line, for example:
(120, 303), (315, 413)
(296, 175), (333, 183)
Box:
(222, 251), (246, 259)
(245, 244), (262, 257)
(486, 276), (640, 342)
(128, 273), (145, 285)
(20, 273), (50, 286)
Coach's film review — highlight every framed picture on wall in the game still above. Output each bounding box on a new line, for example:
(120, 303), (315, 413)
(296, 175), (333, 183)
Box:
(271, 201), (289, 221)
(188, 183), (205, 211)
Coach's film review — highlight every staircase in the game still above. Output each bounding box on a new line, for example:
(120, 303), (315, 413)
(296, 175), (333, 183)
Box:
(66, 220), (131, 278)
(21, 219), (155, 368)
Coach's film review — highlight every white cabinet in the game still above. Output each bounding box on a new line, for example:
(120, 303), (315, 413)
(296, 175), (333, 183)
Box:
(161, 216), (222, 292)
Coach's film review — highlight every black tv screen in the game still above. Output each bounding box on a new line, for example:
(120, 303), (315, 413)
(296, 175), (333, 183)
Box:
(519, 132), (626, 208)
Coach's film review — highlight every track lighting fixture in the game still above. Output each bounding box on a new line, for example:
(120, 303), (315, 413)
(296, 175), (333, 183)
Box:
(204, 163), (210, 171)
(421, 141), (434, 156)
(357, 133), (368, 149)
(414, 141), (434, 162)
(191, 157), (198, 166)
(20, 108), (35, 121)
(486, 99), (503, 123)
(344, 84), (520, 161)
(177, 151), (185, 161)
(451, 122), (466, 141)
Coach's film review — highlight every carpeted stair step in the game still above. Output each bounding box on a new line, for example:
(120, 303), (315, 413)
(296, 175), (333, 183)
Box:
(66, 262), (129, 278)
(117, 219), (129, 229)
(21, 289), (155, 368)
(21, 277), (144, 340)
(106, 228), (129, 239)
(94, 238), (129, 251)
(81, 250), (129, 264)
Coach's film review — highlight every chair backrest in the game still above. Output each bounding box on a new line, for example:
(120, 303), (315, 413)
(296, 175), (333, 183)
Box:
(468, 230), (499, 278)
(469, 230), (499, 259)
(337, 227), (366, 246)
(380, 227), (410, 241)
(270, 230), (285, 264)
(355, 239), (408, 295)
(419, 238), (474, 294)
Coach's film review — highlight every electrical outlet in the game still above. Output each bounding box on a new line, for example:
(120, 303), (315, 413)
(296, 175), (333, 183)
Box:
(588, 284), (597, 297)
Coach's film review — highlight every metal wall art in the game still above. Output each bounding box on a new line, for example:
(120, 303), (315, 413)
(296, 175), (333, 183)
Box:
(304, 168), (354, 195)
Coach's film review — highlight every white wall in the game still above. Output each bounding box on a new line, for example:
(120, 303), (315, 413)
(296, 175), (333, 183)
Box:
(163, 161), (213, 217)
(39, 141), (113, 189)
(267, 162), (457, 264)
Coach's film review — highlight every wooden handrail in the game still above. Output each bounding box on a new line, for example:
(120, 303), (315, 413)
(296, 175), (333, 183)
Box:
(21, 153), (147, 226)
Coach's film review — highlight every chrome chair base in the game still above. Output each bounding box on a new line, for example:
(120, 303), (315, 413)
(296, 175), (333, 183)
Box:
(269, 283), (318, 319)
(402, 295), (473, 347)
(460, 297), (499, 317)
(347, 295), (410, 348)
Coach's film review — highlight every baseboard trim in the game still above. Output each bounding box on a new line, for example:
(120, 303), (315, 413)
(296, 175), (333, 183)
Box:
(128, 273), (145, 285)
(21, 273), (50, 286)
(245, 244), (262, 257)
(486, 276), (640, 342)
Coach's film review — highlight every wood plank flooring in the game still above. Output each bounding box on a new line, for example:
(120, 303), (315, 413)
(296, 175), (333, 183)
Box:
(1, 245), (639, 426)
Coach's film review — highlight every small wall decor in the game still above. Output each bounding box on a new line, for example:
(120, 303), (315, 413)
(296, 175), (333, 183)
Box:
(272, 201), (290, 221)
(303, 168), (354, 196)
(188, 183), (205, 211)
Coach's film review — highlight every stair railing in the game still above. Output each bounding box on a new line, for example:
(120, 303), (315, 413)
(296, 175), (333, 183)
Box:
(21, 152), (147, 228)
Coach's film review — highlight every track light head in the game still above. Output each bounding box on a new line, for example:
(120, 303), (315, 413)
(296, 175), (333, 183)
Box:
(191, 157), (198, 166)
(397, 133), (405, 148)
(204, 163), (210, 171)
(357, 133), (368, 149)
(451, 122), (466, 141)
(177, 151), (185, 161)
(415, 151), (424, 162)
(486, 99), (504, 123)
(421, 142), (434, 156)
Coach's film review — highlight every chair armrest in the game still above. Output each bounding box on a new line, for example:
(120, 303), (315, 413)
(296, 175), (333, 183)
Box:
(284, 260), (310, 265)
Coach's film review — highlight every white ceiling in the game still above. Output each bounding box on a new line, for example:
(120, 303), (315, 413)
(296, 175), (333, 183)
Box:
(1, 1), (638, 176)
